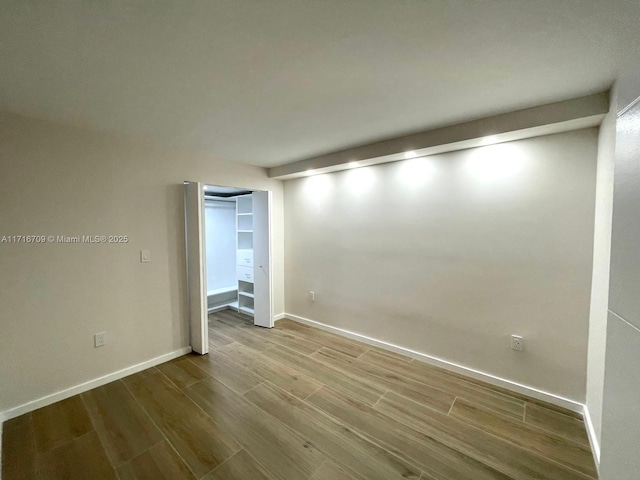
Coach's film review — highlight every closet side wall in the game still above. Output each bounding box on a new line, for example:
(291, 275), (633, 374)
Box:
(204, 200), (237, 293)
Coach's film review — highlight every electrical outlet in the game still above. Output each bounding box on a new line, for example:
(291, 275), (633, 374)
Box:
(94, 332), (106, 348)
(511, 335), (523, 351)
(309, 291), (315, 302)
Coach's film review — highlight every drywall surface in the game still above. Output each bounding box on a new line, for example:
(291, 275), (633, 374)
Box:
(600, 312), (640, 480)
(0, 111), (284, 413)
(600, 92), (640, 480)
(284, 129), (598, 401)
(204, 200), (237, 292)
(585, 88), (617, 449)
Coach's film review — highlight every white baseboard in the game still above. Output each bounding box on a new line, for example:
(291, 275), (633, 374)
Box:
(583, 404), (601, 470)
(208, 303), (235, 314)
(284, 313), (584, 414)
(0, 346), (192, 423)
(273, 312), (285, 322)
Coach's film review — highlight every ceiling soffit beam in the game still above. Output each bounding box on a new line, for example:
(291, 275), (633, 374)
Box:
(268, 92), (609, 180)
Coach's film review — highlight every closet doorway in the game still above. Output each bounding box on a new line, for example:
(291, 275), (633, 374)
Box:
(184, 181), (273, 355)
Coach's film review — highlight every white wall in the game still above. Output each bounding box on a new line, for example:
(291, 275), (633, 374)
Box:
(204, 200), (236, 292)
(585, 87), (617, 452)
(599, 86), (640, 480)
(284, 129), (598, 402)
(0, 111), (284, 414)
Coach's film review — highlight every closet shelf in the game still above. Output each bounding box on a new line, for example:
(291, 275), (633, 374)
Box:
(237, 193), (254, 318)
(207, 285), (237, 296)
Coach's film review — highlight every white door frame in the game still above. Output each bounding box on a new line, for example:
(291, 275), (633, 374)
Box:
(252, 190), (274, 328)
(184, 182), (274, 354)
(184, 181), (208, 354)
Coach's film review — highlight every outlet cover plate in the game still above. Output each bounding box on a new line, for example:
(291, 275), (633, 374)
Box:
(511, 335), (523, 351)
(94, 332), (106, 348)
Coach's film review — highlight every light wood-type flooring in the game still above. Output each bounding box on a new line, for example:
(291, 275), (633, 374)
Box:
(2, 310), (598, 479)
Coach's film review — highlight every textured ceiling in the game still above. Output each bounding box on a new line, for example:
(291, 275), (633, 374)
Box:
(1, 1), (638, 167)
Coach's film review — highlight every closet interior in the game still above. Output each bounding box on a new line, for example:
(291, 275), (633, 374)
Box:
(204, 186), (255, 317)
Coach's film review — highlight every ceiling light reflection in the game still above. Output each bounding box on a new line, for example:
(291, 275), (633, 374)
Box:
(305, 173), (332, 201)
(346, 167), (375, 194)
(466, 144), (526, 182)
(398, 158), (436, 186)
(480, 135), (499, 146)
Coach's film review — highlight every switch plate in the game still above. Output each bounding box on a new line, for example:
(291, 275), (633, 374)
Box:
(140, 250), (150, 263)
(94, 332), (106, 348)
(309, 291), (315, 302)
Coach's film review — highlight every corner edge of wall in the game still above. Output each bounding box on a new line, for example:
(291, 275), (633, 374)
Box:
(583, 404), (602, 471)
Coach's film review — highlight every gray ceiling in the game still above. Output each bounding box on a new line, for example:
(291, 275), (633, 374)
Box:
(1, 1), (638, 168)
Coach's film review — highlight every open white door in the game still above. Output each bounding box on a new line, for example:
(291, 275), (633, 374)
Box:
(184, 181), (208, 354)
(252, 190), (273, 328)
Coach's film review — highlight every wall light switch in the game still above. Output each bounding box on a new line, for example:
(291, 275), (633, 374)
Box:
(140, 250), (151, 263)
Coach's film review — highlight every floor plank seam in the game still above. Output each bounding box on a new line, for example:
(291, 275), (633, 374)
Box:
(37, 428), (96, 456)
(295, 387), (424, 479)
(447, 410), (597, 478)
(77, 393), (114, 465)
(355, 355), (526, 420)
(184, 354), (262, 397)
(305, 349), (390, 401)
(78, 392), (143, 472)
(517, 411), (590, 448)
(361, 348), (525, 405)
(237, 375), (411, 479)
(242, 447), (279, 480)
(371, 390), (388, 409)
(366, 386), (593, 480)
(447, 397), (457, 416)
(199, 448), (238, 479)
(525, 400), (587, 423)
(225, 379), (336, 479)
(119, 377), (202, 480)
(241, 380), (268, 397)
(341, 356), (456, 414)
(520, 419), (589, 447)
(263, 321), (359, 359)
(355, 348), (370, 359)
(454, 399), (593, 452)
(302, 384), (326, 401)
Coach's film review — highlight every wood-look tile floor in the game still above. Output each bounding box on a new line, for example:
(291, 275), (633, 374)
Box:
(2, 310), (598, 480)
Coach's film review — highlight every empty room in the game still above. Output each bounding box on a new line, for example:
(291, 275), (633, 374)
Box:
(1, 1), (639, 479)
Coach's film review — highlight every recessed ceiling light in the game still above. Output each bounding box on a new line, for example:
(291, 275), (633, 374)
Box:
(348, 161), (359, 168)
(480, 135), (499, 145)
(404, 151), (418, 159)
